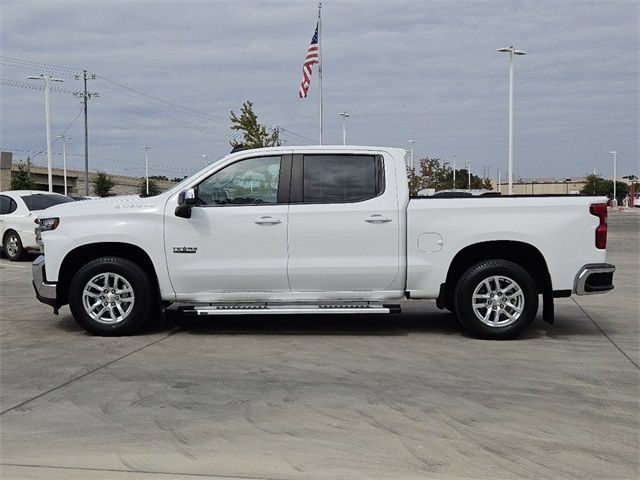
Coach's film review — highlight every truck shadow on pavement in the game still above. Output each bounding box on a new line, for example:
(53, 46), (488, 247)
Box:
(55, 311), (606, 340)
(55, 311), (464, 337)
(167, 312), (464, 336)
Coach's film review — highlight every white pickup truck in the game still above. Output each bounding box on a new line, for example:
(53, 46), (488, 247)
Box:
(32, 146), (615, 339)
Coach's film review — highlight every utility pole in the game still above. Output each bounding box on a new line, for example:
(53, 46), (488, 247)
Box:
(74, 71), (98, 196)
(56, 134), (71, 195)
(466, 161), (472, 190)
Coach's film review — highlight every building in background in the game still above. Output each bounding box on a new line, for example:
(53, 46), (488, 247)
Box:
(0, 151), (177, 195)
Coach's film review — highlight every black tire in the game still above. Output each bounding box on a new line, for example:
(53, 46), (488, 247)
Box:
(68, 256), (155, 336)
(454, 260), (538, 340)
(3, 230), (24, 261)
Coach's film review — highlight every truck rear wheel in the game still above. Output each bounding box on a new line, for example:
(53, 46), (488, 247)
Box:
(454, 260), (538, 340)
(69, 256), (154, 336)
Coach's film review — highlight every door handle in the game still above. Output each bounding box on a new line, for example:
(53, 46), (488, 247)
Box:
(364, 214), (392, 223)
(254, 216), (282, 225)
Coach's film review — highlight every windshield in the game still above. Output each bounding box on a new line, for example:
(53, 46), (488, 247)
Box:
(21, 194), (74, 211)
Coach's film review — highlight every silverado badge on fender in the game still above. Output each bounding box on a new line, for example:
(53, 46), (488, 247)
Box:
(173, 247), (198, 254)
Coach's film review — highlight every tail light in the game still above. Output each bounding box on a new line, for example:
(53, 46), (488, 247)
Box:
(589, 203), (607, 249)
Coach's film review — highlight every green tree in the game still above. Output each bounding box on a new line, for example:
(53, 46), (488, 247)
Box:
(580, 174), (629, 203)
(453, 168), (490, 190)
(10, 161), (35, 190)
(230, 101), (280, 149)
(407, 157), (452, 195)
(137, 177), (161, 197)
(407, 158), (491, 195)
(92, 171), (115, 197)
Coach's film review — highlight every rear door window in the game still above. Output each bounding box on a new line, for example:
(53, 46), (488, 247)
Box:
(302, 154), (384, 203)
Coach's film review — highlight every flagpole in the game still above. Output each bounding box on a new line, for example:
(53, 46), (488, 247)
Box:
(318, 2), (323, 145)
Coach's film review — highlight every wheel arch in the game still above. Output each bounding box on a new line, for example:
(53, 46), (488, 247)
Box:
(57, 242), (160, 306)
(439, 240), (551, 308)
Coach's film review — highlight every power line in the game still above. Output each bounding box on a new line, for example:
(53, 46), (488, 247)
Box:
(0, 78), (80, 95)
(278, 126), (315, 144)
(94, 75), (230, 125)
(0, 56), (82, 77)
(3, 56), (316, 148)
(3, 77), (237, 138)
(94, 96), (235, 137)
(9, 109), (83, 162)
(2, 147), (193, 174)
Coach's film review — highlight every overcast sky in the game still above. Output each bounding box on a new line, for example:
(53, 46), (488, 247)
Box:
(1, 0), (638, 181)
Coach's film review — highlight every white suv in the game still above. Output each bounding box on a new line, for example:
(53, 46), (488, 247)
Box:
(0, 190), (74, 261)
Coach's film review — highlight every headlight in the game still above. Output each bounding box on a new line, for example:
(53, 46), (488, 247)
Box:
(39, 217), (60, 231)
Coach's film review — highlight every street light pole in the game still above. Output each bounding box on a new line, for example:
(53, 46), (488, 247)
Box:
(451, 154), (457, 188)
(27, 75), (65, 192)
(498, 46), (526, 195)
(56, 134), (71, 196)
(610, 150), (618, 205)
(338, 112), (349, 145)
(408, 140), (416, 170)
(141, 146), (151, 195)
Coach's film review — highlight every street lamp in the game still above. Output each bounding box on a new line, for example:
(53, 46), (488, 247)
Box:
(338, 112), (349, 145)
(56, 134), (71, 196)
(610, 150), (618, 205)
(497, 46), (526, 195)
(27, 75), (65, 192)
(408, 140), (416, 170)
(141, 146), (151, 195)
(450, 153), (457, 188)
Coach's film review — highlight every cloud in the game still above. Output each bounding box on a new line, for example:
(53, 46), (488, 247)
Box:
(1, 0), (637, 179)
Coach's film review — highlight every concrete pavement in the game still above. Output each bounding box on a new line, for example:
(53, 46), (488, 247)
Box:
(1, 210), (638, 479)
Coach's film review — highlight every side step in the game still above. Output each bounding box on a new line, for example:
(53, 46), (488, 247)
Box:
(186, 303), (400, 316)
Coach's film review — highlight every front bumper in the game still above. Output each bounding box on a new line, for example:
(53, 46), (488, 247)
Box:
(32, 255), (57, 308)
(574, 263), (615, 295)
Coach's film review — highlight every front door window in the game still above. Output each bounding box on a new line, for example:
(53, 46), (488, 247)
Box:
(197, 156), (281, 206)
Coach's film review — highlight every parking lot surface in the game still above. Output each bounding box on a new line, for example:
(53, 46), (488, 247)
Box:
(1, 210), (638, 480)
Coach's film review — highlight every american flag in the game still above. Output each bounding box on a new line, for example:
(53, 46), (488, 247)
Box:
(299, 23), (319, 98)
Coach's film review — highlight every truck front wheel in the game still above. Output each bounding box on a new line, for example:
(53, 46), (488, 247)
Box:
(69, 256), (154, 336)
(454, 260), (538, 340)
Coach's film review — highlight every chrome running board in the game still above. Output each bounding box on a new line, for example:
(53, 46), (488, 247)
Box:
(190, 303), (397, 316)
